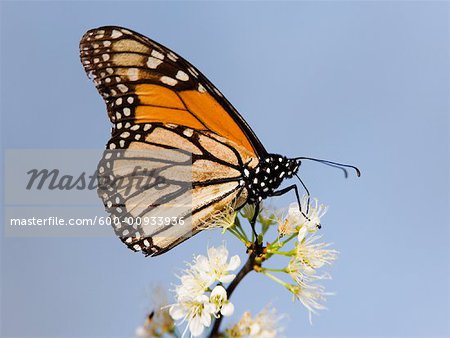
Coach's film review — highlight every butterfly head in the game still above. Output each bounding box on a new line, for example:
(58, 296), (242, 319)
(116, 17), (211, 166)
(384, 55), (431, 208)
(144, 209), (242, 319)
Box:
(288, 158), (302, 178)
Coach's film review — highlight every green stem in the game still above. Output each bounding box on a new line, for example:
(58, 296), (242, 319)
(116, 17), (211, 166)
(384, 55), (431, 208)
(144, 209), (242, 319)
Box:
(234, 217), (249, 241)
(281, 233), (297, 245)
(227, 227), (247, 244)
(270, 233), (297, 248)
(261, 267), (287, 273)
(266, 249), (295, 257)
(262, 271), (290, 288)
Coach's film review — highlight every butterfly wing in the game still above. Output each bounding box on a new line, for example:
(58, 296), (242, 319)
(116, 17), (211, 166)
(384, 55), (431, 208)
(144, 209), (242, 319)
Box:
(80, 26), (261, 255)
(98, 124), (255, 255)
(80, 26), (266, 156)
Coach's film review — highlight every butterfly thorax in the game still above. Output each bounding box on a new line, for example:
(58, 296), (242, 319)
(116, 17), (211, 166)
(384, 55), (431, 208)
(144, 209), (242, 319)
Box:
(244, 155), (300, 203)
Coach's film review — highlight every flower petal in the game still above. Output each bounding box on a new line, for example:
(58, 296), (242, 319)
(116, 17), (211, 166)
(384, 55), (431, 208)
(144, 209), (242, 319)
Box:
(189, 316), (205, 337)
(215, 245), (229, 265)
(219, 274), (235, 284)
(169, 304), (186, 320)
(250, 323), (261, 335)
(196, 294), (210, 303)
(211, 285), (227, 300)
(135, 326), (147, 337)
(221, 302), (235, 317)
(194, 255), (210, 271)
(298, 226), (307, 242)
(227, 255), (241, 271)
(201, 310), (212, 326)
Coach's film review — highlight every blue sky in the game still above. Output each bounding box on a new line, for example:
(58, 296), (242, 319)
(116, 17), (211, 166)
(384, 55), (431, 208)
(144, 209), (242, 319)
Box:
(1, 1), (449, 337)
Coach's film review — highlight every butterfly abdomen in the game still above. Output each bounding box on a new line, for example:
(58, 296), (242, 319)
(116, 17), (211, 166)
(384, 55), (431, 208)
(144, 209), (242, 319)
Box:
(244, 155), (300, 203)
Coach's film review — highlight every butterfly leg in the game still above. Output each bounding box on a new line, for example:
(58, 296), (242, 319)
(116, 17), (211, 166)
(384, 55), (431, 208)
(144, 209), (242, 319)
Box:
(272, 184), (312, 224)
(250, 202), (260, 241)
(250, 202), (266, 254)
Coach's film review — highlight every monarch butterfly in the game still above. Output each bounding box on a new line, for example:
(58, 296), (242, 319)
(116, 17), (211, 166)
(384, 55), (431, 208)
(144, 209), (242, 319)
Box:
(80, 26), (359, 256)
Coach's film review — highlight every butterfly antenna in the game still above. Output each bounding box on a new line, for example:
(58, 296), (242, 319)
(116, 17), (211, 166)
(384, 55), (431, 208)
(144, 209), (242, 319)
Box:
(295, 157), (361, 178)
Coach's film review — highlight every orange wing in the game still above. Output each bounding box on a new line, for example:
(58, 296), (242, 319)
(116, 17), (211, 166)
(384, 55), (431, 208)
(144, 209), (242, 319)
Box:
(80, 26), (266, 156)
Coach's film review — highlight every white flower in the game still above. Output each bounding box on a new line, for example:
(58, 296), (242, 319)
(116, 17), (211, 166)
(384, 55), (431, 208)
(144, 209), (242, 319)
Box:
(169, 294), (216, 337)
(285, 196), (328, 240)
(209, 204), (237, 232)
(240, 203), (258, 220)
(169, 244), (241, 337)
(287, 257), (332, 289)
(135, 326), (147, 337)
(295, 235), (338, 274)
(221, 301), (235, 317)
(287, 234), (336, 315)
(290, 282), (330, 324)
(251, 307), (282, 337)
(209, 285), (234, 317)
(176, 273), (210, 300)
(135, 287), (175, 337)
(195, 244), (241, 284)
(277, 209), (297, 237)
(226, 307), (283, 337)
(175, 258), (215, 299)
